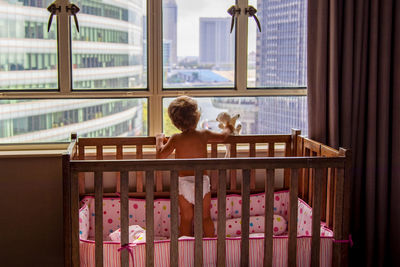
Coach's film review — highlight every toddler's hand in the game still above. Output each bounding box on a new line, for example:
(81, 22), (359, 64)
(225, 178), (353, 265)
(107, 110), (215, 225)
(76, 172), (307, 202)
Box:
(156, 133), (165, 140)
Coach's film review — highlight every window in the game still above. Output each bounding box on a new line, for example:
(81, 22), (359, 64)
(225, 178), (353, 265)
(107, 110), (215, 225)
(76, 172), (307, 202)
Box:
(0, 0), (307, 143)
(0, 99), (147, 143)
(163, 96), (307, 136)
(0, 1), (58, 90)
(163, 0), (235, 89)
(71, 0), (147, 89)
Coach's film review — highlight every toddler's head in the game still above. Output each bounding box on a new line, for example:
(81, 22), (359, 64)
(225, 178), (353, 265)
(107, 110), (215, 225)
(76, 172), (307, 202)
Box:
(168, 96), (200, 132)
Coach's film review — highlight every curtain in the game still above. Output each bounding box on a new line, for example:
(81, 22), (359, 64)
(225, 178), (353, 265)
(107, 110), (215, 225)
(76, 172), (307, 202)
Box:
(307, 0), (400, 266)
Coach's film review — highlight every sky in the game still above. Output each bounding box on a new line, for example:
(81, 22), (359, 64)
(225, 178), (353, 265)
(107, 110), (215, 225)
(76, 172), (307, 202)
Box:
(173, 0), (257, 58)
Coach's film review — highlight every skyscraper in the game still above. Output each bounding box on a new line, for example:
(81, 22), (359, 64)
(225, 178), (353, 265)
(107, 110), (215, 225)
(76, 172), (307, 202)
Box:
(0, 0), (148, 142)
(255, 0), (307, 87)
(199, 17), (234, 69)
(253, 0), (308, 135)
(163, 0), (178, 65)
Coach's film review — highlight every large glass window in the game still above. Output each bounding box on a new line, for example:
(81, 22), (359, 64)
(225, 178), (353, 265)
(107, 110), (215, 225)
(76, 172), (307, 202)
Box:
(162, 0), (235, 89)
(0, 99), (148, 143)
(0, 0), (308, 143)
(0, 0), (58, 90)
(163, 96), (308, 136)
(71, 0), (147, 90)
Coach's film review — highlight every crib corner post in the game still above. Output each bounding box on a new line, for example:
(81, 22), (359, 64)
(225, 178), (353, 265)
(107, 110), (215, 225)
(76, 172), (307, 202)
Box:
(339, 148), (352, 267)
(291, 129), (301, 157)
(62, 152), (72, 267)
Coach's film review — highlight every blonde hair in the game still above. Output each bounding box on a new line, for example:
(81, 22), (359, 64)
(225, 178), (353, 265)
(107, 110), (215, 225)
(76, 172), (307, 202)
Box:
(168, 96), (200, 131)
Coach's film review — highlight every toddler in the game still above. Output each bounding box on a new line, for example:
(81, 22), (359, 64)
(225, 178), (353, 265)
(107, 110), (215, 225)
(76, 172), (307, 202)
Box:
(156, 96), (233, 237)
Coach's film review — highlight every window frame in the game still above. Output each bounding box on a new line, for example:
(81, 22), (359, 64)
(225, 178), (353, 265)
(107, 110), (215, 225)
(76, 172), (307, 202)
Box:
(0, 0), (306, 137)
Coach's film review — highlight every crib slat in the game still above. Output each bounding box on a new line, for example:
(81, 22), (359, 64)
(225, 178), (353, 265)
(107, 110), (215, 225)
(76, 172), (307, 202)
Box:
(291, 129), (301, 156)
(71, 171), (80, 267)
(115, 145), (123, 193)
(96, 145), (103, 159)
(302, 148), (311, 203)
(145, 170), (154, 267)
(156, 171), (163, 192)
(288, 168), (298, 267)
(211, 144), (218, 191)
(332, 168), (344, 267)
(284, 141), (291, 188)
(311, 168), (323, 267)
(230, 143), (237, 190)
(297, 138), (304, 199)
(241, 169), (250, 267)
(95, 171), (104, 267)
(194, 169), (204, 267)
(120, 171), (129, 267)
(326, 168), (335, 228)
(249, 143), (256, 190)
(321, 168), (328, 222)
(170, 170), (179, 267)
(264, 169), (274, 267)
(309, 168), (314, 206)
(217, 169), (227, 267)
(78, 145), (86, 195)
(137, 145), (144, 192)
(268, 142), (274, 157)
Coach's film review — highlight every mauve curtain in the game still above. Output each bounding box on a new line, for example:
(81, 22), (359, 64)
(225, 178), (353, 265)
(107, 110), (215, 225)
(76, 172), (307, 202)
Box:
(307, 0), (400, 266)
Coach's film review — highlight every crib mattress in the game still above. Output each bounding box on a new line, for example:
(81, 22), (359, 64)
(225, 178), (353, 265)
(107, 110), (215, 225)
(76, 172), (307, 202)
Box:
(79, 191), (333, 267)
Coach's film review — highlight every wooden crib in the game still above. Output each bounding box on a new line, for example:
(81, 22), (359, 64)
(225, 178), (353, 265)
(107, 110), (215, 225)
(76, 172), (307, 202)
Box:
(62, 130), (351, 267)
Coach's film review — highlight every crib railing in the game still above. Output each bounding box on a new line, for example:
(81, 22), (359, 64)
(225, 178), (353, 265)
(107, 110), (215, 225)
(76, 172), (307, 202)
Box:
(63, 154), (350, 267)
(70, 131), (299, 196)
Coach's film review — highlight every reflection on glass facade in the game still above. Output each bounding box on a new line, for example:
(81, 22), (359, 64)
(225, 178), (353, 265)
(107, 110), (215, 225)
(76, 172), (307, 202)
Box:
(251, 0), (307, 87)
(0, 0), (147, 90)
(163, 97), (308, 136)
(0, 99), (148, 143)
(72, 0), (147, 89)
(0, 1), (148, 143)
(0, 0), (58, 90)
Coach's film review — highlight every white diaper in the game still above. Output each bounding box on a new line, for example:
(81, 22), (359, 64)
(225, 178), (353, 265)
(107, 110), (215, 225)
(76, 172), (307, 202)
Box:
(178, 175), (210, 205)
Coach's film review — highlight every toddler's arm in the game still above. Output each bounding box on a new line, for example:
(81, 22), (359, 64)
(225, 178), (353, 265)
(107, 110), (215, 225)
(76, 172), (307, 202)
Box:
(156, 133), (176, 159)
(204, 126), (233, 142)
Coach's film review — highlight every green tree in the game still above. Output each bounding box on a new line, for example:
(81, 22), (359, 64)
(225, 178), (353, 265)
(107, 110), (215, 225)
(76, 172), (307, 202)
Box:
(163, 107), (180, 136)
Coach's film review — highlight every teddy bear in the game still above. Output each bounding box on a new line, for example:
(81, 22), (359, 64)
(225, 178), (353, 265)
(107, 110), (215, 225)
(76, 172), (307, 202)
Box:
(216, 112), (242, 135)
(216, 112), (242, 158)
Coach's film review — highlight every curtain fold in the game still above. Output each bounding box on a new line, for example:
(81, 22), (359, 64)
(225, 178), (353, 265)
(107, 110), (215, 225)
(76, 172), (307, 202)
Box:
(307, 0), (399, 265)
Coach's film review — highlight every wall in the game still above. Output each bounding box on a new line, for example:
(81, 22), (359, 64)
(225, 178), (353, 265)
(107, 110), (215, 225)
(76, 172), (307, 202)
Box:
(0, 154), (64, 266)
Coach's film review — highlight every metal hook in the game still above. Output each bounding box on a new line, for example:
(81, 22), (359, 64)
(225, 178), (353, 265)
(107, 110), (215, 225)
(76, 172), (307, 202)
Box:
(66, 4), (80, 32)
(47, 1), (80, 33)
(47, 3), (61, 32)
(227, 5), (241, 33)
(245, 6), (261, 32)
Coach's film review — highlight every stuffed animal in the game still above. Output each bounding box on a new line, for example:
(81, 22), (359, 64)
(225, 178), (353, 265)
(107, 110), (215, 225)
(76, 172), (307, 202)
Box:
(216, 112), (242, 135)
(216, 112), (242, 158)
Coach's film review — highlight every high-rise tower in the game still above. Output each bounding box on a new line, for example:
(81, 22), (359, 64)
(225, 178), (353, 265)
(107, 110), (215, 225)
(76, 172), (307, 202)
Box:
(255, 0), (307, 87)
(199, 17), (234, 69)
(163, 0), (178, 65)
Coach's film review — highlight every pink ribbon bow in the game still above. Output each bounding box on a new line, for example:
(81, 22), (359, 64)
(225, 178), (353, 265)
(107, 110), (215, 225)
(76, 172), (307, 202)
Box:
(333, 234), (354, 247)
(118, 244), (134, 265)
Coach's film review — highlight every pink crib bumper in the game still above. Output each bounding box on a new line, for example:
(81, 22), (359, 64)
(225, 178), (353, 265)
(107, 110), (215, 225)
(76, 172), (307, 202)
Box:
(79, 191), (333, 241)
(78, 191), (334, 267)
